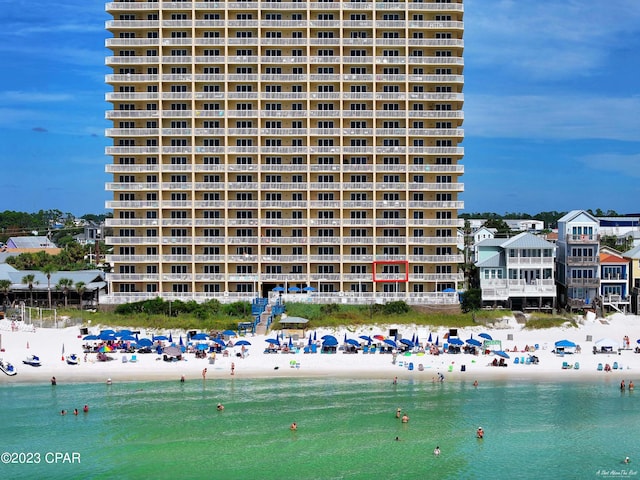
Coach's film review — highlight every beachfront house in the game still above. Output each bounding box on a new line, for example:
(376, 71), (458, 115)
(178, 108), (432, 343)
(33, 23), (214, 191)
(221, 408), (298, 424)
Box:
(475, 232), (556, 311)
(598, 247), (630, 314)
(622, 243), (640, 314)
(556, 210), (600, 311)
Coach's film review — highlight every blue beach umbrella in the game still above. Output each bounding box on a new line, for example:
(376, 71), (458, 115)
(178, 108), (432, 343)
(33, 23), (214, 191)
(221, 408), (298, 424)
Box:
(288, 337), (293, 348)
(449, 338), (464, 346)
(303, 286), (316, 292)
(115, 330), (133, 338)
(400, 339), (414, 348)
(137, 338), (153, 347)
(169, 333), (173, 343)
(288, 286), (300, 293)
(428, 332), (433, 343)
(121, 335), (137, 342)
(346, 339), (360, 347)
(322, 337), (339, 346)
(383, 339), (397, 348)
(479, 333), (493, 341)
(223, 330), (236, 337)
(196, 344), (208, 351)
(100, 329), (116, 336)
(83, 335), (100, 341)
(359, 335), (373, 343)
(322, 335), (337, 344)
(265, 338), (280, 346)
(466, 338), (482, 347)
(435, 336), (439, 346)
(272, 286), (285, 292)
(495, 350), (510, 359)
(154, 335), (169, 341)
(212, 338), (226, 347)
(308, 334), (313, 346)
(192, 333), (209, 340)
(313, 331), (317, 342)
(235, 340), (251, 346)
(99, 332), (117, 341)
(179, 336), (184, 346)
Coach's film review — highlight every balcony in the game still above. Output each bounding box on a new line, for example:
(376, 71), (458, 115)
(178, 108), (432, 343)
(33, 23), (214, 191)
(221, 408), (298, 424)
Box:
(566, 256), (598, 266)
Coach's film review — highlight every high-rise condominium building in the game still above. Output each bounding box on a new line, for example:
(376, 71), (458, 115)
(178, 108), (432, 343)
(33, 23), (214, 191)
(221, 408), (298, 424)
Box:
(105, 0), (464, 305)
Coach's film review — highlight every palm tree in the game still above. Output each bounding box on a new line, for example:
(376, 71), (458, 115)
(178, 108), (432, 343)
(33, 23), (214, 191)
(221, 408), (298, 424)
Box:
(75, 281), (86, 309)
(56, 278), (74, 308)
(21, 274), (37, 307)
(40, 264), (57, 309)
(0, 279), (12, 307)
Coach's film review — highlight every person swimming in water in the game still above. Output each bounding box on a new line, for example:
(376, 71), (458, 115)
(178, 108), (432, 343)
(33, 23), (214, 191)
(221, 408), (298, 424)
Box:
(477, 427), (484, 439)
(433, 446), (441, 456)
(290, 422), (297, 431)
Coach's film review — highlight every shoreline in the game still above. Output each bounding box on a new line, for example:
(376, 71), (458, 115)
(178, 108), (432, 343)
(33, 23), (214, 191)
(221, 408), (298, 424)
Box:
(1, 313), (637, 386)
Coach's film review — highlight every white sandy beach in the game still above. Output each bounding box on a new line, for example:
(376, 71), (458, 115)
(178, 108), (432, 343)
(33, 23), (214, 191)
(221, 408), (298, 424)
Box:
(0, 313), (638, 385)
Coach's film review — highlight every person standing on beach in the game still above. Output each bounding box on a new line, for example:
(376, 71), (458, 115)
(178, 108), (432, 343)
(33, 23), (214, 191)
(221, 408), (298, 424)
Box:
(202, 368), (207, 380)
(231, 362), (235, 376)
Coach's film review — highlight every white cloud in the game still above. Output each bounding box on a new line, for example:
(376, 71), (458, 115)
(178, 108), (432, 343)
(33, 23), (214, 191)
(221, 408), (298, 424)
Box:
(465, 0), (640, 79)
(464, 94), (640, 141)
(0, 91), (74, 103)
(577, 153), (640, 178)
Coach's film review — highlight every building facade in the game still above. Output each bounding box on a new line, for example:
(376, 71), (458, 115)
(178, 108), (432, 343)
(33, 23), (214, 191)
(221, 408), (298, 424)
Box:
(556, 210), (600, 310)
(104, 0), (464, 305)
(475, 232), (556, 311)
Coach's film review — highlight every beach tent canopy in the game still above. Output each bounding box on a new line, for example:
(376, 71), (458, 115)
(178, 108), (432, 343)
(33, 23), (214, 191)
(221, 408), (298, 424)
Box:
(595, 338), (619, 349)
(448, 337), (464, 346)
(279, 317), (309, 329)
(554, 340), (576, 348)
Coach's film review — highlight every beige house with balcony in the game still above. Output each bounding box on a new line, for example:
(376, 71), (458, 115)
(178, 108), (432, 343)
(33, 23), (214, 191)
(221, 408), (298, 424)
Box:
(104, 0), (465, 305)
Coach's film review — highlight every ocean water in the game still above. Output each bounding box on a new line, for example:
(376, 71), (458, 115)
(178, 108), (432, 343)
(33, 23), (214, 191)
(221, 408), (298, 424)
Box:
(0, 377), (638, 479)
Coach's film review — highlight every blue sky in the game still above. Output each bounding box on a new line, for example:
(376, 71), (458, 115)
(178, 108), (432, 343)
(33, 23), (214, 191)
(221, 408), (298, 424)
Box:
(1, 0), (639, 216)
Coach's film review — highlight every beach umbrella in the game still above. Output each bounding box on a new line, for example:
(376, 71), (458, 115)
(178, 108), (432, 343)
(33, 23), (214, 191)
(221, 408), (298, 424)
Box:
(120, 335), (137, 342)
(344, 332), (348, 343)
(308, 334), (313, 346)
(223, 330), (237, 337)
(313, 331), (317, 342)
(288, 286), (300, 293)
(495, 350), (510, 359)
(435, 336), (439, 346)
(265, 338), (280, 345)
(383, 339), (397, 348)
(449, 338), (464, 346)
(100, 329), (116, 336)
(169, 333), (173, 343)
(137, 338), (153, 347)
(115, 330), (132, 338)
(415, 334), (419, 345)
(98, 345), (113, 353)
(400, 339), (414, 348)
(322, 337), (339, 346)
(322, 335), (337, 344)
(359, 335), (373, 343)
(346, 339), (360, 347)
(192, 333), (209, 340)
(179, 336), (184, 347)
(303, 286), (316, 292)
(155, 335), (169, 341)
(478, 333), (492, 340)
(83, 334), (100, 341)
(428, 332), (432, 343)
(135, 333), (139, 342)
(235, 340), (251, 346)
(196, 344), (208, 351)
(99, 332), (117, 341)
(466, 338), (482, 347)
(373, 334), (385, 341)
(212, 338), (226, 347)
(555, 340), (576, 348)
(272, 286), (285, 292)
(288, 337), (294, 348)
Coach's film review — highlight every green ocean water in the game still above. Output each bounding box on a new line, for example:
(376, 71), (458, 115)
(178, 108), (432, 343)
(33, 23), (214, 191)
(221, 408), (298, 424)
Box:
(0, 378), (638, 479)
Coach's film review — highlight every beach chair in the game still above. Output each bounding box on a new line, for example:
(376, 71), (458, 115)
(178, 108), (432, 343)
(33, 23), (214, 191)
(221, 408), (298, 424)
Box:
(574, 362), (580, 370)
(362, 345), (369, 354)
(613, 362), (619, 370)
(562, 361), (570, 369)
(521, 357), (525, 364)
(408, 362), (414, 371)
(514, 357), (519, 364)
(129, 354), (137, 363)
(418, 364), (424, 371)
(597, 363), (603, 371)
(525, 357), (531, 365)
(369, 346), (376, 354)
